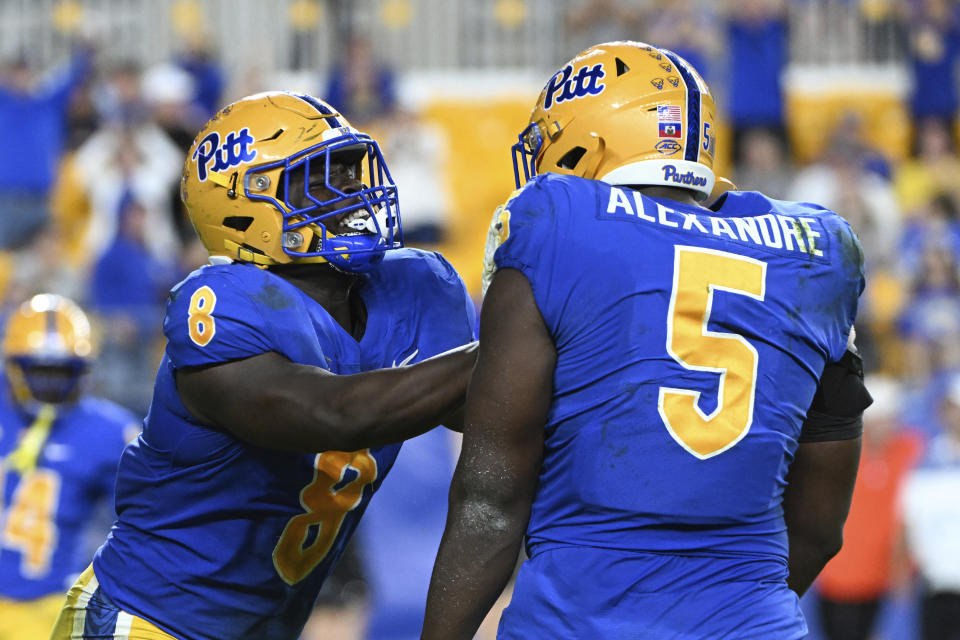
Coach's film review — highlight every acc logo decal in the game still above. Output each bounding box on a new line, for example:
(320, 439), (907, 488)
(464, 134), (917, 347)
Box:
(667, 76), (680, 87)
(543, 63), (606, 110)
(651, 77), (665, 90)
(655, 140), (682, 155)
(193, 127), (257, 182)
(659, 62), (673, 72)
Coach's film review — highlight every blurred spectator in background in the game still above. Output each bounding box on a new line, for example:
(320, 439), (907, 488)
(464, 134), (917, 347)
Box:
(565, 0), (642, 60)
(816, 375), (924, 640)
(142, 62), (204, 151)
(645, 0), (720, 81)
(288, 0), (324, 71)
(324, 35), (397, 126)
(72, 65), (183, 268)
(732, 126), (793, 198)
(88, 195), (179, 415)
(172, 34), (225, 118)
(859, 0), (908, 63)
(722, 0), (788, 164)
(92, 61), (146, 129)
(63, 70), (101, 153)
(898, 245), (960, 388)
(3, 231), (87, 309)
(380, 110), (452, 246)
(895, 117), (960, 224)
(141, 62), (206, 245)
(906, 0), (960, 131)
(902, 375), (960, 640)
(0, 294), (137, 640)
(787, 114), (901, 272)
(900, 193), (960, 281)
(0, 45), (93, 250)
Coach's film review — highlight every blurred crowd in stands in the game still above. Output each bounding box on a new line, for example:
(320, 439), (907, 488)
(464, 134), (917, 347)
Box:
(3, 0), (960, 638)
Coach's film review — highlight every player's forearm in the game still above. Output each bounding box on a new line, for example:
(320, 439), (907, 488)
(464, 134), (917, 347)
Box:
(310, 341), (478, 450)
(786, 531), (843, 596)
(422, 494), (527, 640)
(781, 439), (860, 597)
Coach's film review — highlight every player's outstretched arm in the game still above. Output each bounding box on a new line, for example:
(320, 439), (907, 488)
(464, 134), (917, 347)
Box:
(176, 341), (477, 452)
(421, 268), (555, 640)
(782, 349), (870, 596)
(782, 438), (860, 596)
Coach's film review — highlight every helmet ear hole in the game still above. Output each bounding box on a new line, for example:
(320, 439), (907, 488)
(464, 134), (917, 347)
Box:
(223, 216), (254, 231)
(615, 58), (630, 76)
(557, 146), (587, 171)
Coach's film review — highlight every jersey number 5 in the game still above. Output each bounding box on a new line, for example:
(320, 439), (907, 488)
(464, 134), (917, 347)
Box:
(659, 246), (767, 459)
(272, 450), (378, 585)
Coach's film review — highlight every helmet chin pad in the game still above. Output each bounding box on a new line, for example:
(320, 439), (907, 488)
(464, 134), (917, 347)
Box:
(322, 233), (387, 271)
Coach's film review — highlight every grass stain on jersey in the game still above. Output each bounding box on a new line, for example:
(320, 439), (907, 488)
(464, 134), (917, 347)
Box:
(254, 284), (293, 310)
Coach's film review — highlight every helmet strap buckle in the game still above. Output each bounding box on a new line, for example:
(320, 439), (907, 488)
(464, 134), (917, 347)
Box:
(226, 172), (239, 199)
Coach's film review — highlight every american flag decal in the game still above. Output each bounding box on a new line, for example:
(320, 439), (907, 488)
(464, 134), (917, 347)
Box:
(658, 105), (682, 121)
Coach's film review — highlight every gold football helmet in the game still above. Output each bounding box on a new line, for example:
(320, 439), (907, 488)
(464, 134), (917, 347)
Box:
(181, 91), (401, 270)
(2, 294), (94, 406)
(513, 41), (717, 200)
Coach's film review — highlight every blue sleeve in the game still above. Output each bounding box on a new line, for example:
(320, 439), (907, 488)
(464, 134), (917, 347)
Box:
(86, 400), (140, 509)
(384, 250), (477, 362)
(493, 178), (566, 334)
(163, 269), (274, 369)
(323, 67), (346, 112)
(377, 67), (397, 114)
(426, 251), (477, 346)
(38, 47), (92, 106)
(825, 214), (866, 363)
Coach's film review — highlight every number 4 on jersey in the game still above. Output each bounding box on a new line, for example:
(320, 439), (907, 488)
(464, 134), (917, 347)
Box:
(659, 246), (767, 460)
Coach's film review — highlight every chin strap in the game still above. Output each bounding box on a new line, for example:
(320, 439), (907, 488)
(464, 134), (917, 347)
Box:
(6, 404), (57, 476)
(222, 240), (330, 266)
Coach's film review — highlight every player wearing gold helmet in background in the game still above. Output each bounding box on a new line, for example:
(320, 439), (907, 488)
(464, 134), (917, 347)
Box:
(0, 294), (137, 640)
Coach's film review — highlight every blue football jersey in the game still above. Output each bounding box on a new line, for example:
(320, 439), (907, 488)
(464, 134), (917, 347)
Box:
(92, 249), (475, 640)
(0, 381), (136, 600)
(492, 174), (863, 638)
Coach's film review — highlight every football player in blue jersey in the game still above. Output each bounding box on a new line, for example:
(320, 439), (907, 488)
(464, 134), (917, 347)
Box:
(49, 91), (477, 640)
(423, 42), (872, 639)
(0, 294), (138, 640)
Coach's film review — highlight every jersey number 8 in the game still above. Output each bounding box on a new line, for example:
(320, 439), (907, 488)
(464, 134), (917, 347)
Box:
(272, 450), (378, 585)
(188, 286), (217, 347)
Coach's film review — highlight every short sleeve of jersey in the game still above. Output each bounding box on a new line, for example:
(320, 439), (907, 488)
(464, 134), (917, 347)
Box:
(163, 267), (274, 369)
(822, 212), (866, 363)
(88, 399), (140, 501)
(421, 251), (478, 346)
(492, 176), (568, 332)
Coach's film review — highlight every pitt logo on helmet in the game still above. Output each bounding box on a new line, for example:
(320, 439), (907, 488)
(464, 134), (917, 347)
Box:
(193, 127), (257, 182)
(543, 63), (606, 110)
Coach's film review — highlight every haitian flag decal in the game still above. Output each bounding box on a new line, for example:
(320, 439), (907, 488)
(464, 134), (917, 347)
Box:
(657, 105), (682, 139)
